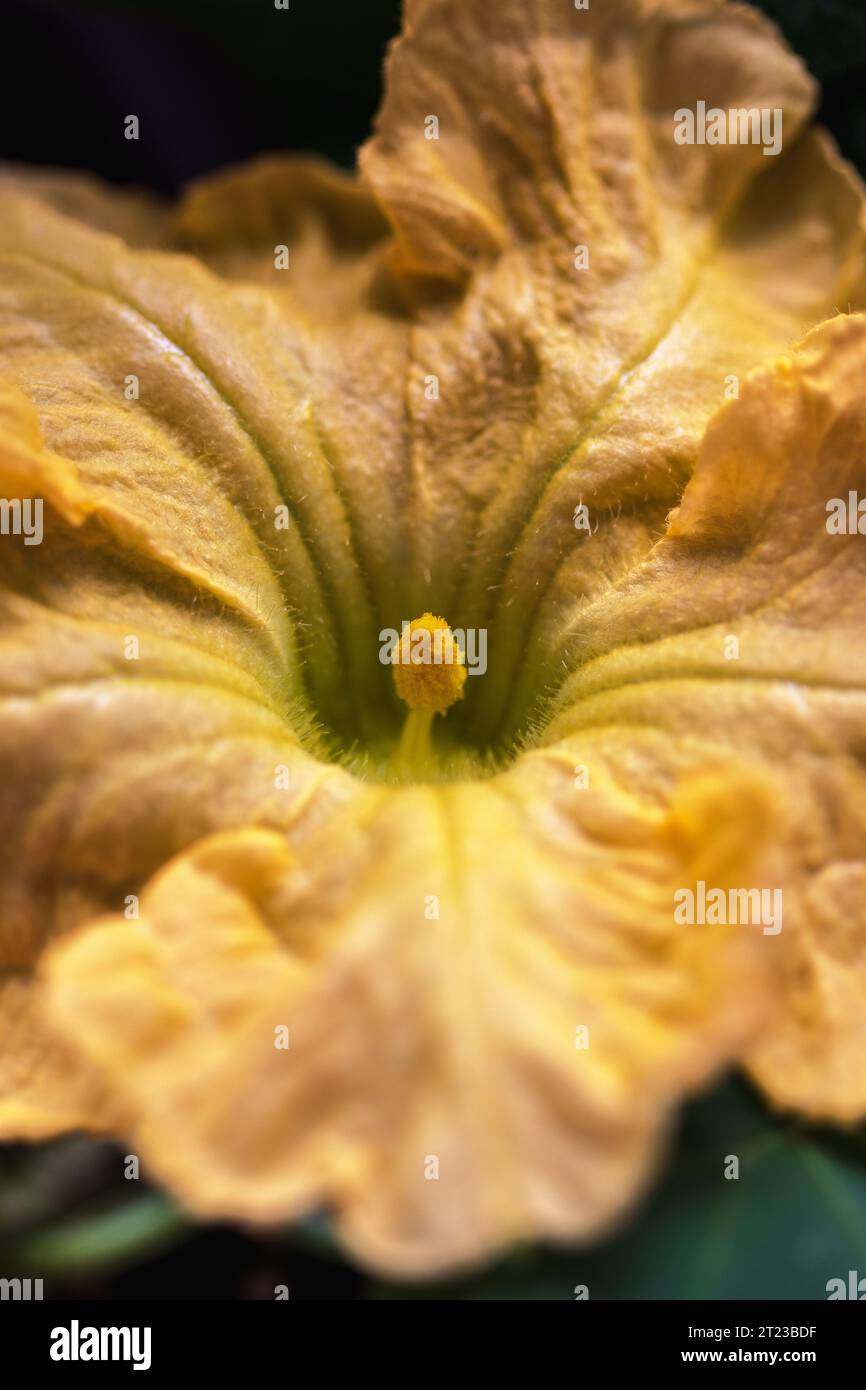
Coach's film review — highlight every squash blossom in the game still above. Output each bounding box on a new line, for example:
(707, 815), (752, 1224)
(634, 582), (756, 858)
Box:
(0, 0), (865, 1277)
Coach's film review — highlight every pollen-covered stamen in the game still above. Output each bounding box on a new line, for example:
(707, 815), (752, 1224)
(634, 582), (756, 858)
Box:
(392, 612), (467, 714)
(390, 613), (467, 774)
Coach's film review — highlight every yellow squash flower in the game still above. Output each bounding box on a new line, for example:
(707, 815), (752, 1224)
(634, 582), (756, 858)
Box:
(0, 0), (865, 1276)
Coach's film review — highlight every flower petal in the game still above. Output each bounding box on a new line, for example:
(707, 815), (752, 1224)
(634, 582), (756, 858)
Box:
(2, 0), (866, 1267)
(174, 155), (394, 320)
(0, 180), (408, 735)
(0, 228), (361, 1134)
(0, 165), (168, 247)
(362, 0), (815, 283)
(175, 157), (423, 685)
(360, 0), (866, 741)
(43, 760), (777, 1275)
(0, 975), (120, 1139)
(546, 312), (866, 1121)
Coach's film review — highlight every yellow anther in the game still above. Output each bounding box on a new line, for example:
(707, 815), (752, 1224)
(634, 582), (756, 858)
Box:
(392, 613), (467, 714)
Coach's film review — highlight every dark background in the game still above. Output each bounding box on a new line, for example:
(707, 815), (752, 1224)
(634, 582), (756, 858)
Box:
(2, 0), (866, 1300)
(3, 0), (866, 192)
(2, 0), (402, 192)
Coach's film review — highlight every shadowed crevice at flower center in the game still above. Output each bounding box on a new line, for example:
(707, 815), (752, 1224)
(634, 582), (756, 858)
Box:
(293, 492), (675, 783)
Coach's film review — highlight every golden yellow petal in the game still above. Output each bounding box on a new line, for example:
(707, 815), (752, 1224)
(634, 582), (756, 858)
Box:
(174, 155), (394, 321)
(546, 312), (866, 1122)
(356, 0), (866, 744)
(362, 0), (816, 284)
(174, 156), (416, 644)
(0, 975), (121, 1140)
(44, 761), (777, 1275)
(0, 165), (381, 1138)
(1, 0), (866, 1265)
(0, 166), (168, 247)
(0, 382), (90, 525)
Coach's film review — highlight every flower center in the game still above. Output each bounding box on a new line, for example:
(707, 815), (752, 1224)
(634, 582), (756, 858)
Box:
(301, 592), (559, 785)
(391, 613), (467, 714)
(389, 613), (467, 779)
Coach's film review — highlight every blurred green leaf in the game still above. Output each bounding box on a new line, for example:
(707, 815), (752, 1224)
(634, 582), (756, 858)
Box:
(2, 1192), (190, 1277)
(0, 1135), (119, 1236)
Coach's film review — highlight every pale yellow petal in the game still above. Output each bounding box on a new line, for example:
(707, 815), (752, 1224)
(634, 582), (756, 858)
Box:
(0, 975), (120, 1140)
(44, 761), (777, 1275)
(357, 0), (866, 747)
(546, 312), (866, 1121)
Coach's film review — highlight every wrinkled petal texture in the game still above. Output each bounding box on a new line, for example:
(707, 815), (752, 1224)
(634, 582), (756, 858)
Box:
(0, 0), (864, 1275)
(546, 312), (866, 1122)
